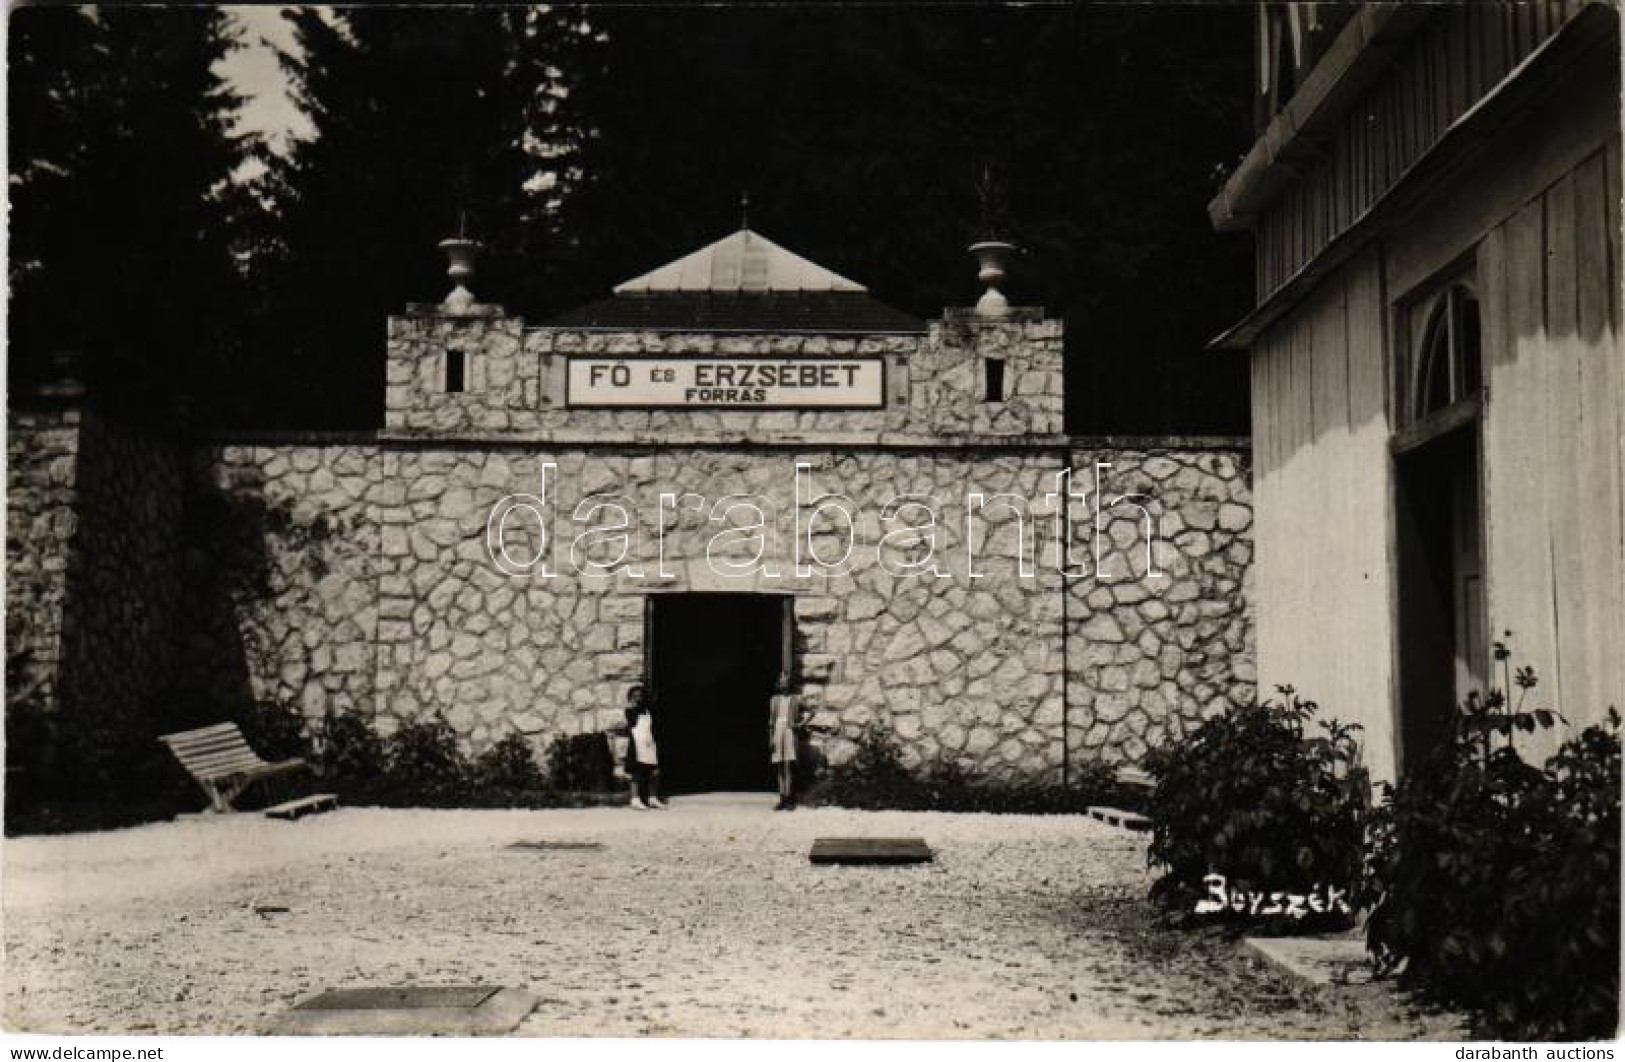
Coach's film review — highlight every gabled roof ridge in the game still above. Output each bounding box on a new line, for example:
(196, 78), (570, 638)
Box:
(612, 228), (867, 294)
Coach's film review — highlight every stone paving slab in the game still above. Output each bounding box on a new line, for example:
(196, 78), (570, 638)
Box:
(808, 837), (934, 864)
(1243, 934), (1376, 987)
(267, 986), (537, 1036)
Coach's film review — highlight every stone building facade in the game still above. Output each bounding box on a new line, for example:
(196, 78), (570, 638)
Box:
(7, 229), (1255, 788)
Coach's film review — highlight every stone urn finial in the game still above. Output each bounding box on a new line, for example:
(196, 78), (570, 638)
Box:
(968, 240), (1016, 318)
(437, 235), (482, 313)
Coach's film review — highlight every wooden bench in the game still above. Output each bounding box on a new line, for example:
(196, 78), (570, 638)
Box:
(1086, 805), (1152, 832)
(159, 723), (310, 813)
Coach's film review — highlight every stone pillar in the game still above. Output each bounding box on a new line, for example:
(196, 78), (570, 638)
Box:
(384, 305), (525, 433)
(384, 236), (530, 434)
(913, 309), (1065, 437)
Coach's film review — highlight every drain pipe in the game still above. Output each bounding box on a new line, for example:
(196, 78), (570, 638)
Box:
(1059, 456), (1072, 791)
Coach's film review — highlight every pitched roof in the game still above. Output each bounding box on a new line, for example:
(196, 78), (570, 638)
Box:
(546, 227), (924, 333)
(614, 228), (864, 294)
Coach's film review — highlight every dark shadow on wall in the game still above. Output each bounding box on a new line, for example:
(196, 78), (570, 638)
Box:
(178, 465), (337, 763)
(177, 469), (276, 724)
(5, 409), (198, 833)
(3, 419), (327, 833)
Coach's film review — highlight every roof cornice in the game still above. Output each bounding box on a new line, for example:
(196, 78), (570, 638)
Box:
(1207, 4), (1433, 234)
(1208, 4), (1618, 351)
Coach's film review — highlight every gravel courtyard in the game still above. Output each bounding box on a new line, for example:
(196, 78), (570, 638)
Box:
(2, 798), (1464, 1038)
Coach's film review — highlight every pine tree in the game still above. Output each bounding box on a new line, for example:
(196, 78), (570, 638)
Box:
(252, 6), (599, 427)
(556, 6), (1254, 434)
(8, 6), (249, 416)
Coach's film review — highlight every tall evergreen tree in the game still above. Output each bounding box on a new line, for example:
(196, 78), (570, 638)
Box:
(556, 7), (1254, 434)
(8, 6), (249, 416)
(251, 6), (598, 427)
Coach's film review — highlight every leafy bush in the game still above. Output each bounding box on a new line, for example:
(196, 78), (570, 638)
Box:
(1141, 687), (1369, 930)
(809, 724), (916, 808)
(315, 706), (386, 795)
(313, 711), (629, 807)
(382, 714), (469, 807)
(5, 699), (191, 834)
(545, 732), (616, 792)
(237, 697), (311, 762)
(1365, 646), (1620, 1040)
(805, 723), (1125, 814)
(5, 677), (197, 834)
(473, 732), (547, 792)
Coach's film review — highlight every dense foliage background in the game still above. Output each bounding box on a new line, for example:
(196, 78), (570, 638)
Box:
(8, 6), (250, 417)
(8, 5), (1254, 434)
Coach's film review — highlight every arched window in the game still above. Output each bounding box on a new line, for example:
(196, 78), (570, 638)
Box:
(1414, 285), (1482, 421)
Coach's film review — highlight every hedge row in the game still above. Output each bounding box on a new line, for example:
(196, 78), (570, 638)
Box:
(803, 724), (1134, 815)
(4, 697), (623, 834)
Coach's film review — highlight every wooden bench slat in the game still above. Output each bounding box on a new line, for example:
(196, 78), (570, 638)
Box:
(161, 723), (243, 743)
(192, 759), (270, 780)
(171, 742), (256, 762)
(264, 793), (338, 821)
(164, 731), (252, 751)
(177, 747), (263, 769)
(162, 724), (242, 740)
(167, 742), (255, 760)
(196, 757), (305, 781)
(1116, 766), (1155, 791)
(190, 754), (300, 775)
(172, 737), (253, 754)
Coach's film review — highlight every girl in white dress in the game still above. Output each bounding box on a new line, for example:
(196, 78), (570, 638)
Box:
(623, 685), (665, 810)
(768, 678), (802, 810)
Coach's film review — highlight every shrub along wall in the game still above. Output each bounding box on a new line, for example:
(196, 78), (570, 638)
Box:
(1139, 647), (1620, 1040)
(1141, 688), (1368, 930)
(1364, 653), (1620, 1040)
(805, 724), (1132, 814)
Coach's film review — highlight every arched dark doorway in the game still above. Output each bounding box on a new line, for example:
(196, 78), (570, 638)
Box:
(1394, 282), (1486, 772)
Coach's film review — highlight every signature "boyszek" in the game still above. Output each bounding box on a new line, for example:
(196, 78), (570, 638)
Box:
(1194, 873), (1353, 919)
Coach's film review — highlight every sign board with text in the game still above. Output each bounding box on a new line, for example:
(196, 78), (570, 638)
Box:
(565, 356), (885, 409)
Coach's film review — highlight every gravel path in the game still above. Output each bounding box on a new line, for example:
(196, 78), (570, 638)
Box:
(2, 798), (1465, 1038)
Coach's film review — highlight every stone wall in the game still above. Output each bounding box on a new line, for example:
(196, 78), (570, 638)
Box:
(177, 435), (1252, 777)
(1061, 445), (1254, 766)
(4, 404), (184, 739)
(6, 406), (84, 714)
(384, 309), (1063, 443)
(57, 413), (185, 728)
(181, 439), (382, 721)
(913, 310), (1065, 437)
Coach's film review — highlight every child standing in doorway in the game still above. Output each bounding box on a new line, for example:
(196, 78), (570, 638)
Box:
(768, 677), (802, 810)
(624, 685), (665, 810)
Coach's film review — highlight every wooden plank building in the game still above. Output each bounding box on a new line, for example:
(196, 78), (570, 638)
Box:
(1211, 2), (1622, 779)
